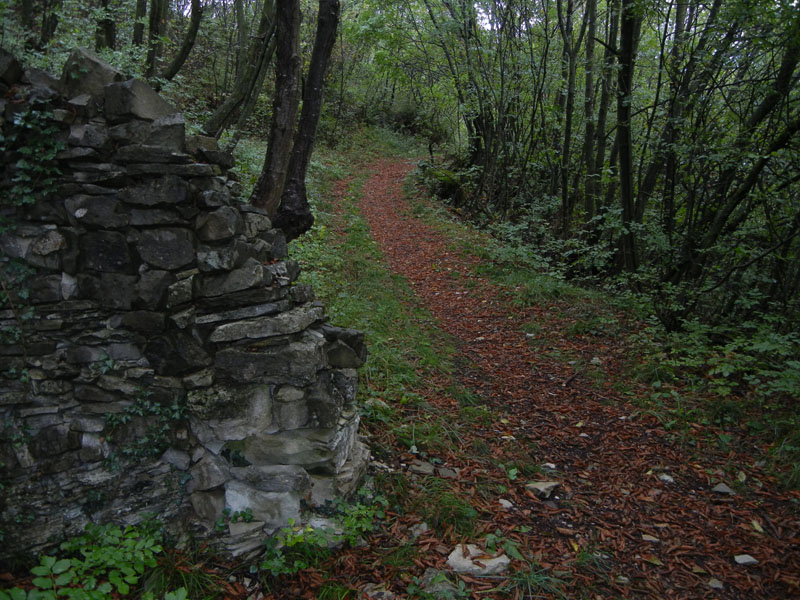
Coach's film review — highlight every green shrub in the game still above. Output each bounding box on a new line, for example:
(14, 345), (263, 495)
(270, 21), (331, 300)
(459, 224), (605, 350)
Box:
(0, 523), (185, 600)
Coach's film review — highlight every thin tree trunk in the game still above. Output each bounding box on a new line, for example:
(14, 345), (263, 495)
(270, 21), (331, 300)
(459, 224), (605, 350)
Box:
(580, 0), (596, 220)
(617, 0), (640, 272)
(234, 0), (250, 80)
(145, 0), (168, 77)
(95, 0), (116, 50)
(40, 0), (61, 48)
(133, 0), (147, 45)
(662, 0), (687, 240)
(550, 0), (571, 199)
(636, 0), (725, 218)
(160, 0), (203, 81)
(275, 0), (341, 240)
(592, 0), (619, 213)
(250, 0), (302, 216)
(556, 0), (588, 235)
(203, 0), (277, 139)
(225, 32), (277, 152)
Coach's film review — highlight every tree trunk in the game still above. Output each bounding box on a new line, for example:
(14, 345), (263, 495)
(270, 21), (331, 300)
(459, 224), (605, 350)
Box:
(95, 0), (116, 50)
(250, 0), (302, 216)
(554, 0), (587, 233)
(145, 0), (168, 77)
(580, 0), (596, 220)
(203, 0), (277, 139)
(40, 0), (61, 48)
(234, 0), (250, 80)
(133, 0), (147, 45)
(661, 0), (687, 240)
(160, 0), (203, 81)
(592, 0), (619, 214)
(224, 32), (277, 152)
(275, 0), (341, 240)
(616, 0), (640, 272)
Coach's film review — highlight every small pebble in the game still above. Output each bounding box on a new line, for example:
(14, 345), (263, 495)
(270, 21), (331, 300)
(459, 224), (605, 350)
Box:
(708, 578), (724, 590)
(712, 483), (736, 495)
(734, 554), (758, 566)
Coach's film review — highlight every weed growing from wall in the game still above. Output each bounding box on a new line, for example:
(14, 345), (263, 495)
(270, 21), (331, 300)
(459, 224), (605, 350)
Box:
(1, 109), (64, 217)
(104, 392), (186, 470)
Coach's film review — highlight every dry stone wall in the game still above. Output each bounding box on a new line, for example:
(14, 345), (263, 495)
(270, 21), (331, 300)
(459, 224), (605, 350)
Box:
(0, 48), (368, 559)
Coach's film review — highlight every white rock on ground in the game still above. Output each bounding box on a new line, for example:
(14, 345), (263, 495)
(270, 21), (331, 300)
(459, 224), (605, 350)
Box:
(712, 482), (736, 495)
(447, 544), (511, 575)
(525, 481), (559, 499)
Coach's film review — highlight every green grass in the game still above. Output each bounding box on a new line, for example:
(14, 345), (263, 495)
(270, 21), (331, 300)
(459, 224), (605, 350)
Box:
(289, 143), (459, 410)
(410, 478), (479, 537)
(501, 562), (569, 599)
(382, 544), (419, 569)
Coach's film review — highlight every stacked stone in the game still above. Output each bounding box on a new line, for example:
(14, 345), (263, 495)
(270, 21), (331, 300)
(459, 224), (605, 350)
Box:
(0, 49), (368, 559)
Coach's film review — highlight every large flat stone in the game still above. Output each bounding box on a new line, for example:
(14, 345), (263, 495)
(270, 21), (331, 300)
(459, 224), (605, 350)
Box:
(208, 304), (324, 343)
(242, 413), (359, 473)
(198, 258), (270, 298)
(187, 384), (272, 440)
(148, 113), (186, 150)
(137, 228), (196, 270)
(60, 48), (124, 98)
(104, 78), (177, 122)
(65, 194), (129, 228)
(187, 454), (230, 493)
(81, 231), (131, 273)
(119, 175), (189, 207)
(214, 331), (326, 385)
(194, 300), (291, 324)
(125, 163), (221, 177)
(136, 269), (176, 309)
(113, 145), (192, 164)
(144, 331), (212, 374)
(229, 465), (311, 493)
(224, 480), (301, 530)
(196, 206), (243, 242)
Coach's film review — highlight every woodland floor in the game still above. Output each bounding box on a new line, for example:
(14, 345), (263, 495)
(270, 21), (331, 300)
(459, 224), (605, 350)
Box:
(262, 156), (800, 600)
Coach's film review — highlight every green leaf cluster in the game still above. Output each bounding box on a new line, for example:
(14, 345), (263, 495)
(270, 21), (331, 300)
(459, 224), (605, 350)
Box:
(0, 523), (185, 600)
(104, 392), (185, 469)
(0, 109), (64, 220)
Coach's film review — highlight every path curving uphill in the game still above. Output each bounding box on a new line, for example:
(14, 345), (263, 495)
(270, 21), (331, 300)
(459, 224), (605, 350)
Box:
(353, 157), (800, 600)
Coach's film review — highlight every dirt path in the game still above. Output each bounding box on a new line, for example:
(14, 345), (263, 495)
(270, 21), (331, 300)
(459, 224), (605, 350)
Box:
(353, 158), (799, 599)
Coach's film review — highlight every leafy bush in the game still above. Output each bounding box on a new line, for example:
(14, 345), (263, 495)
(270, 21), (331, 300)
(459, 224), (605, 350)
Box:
(0, 523), (185, 600)
(334, 487), (388, 546)
(257, 519), (332, 578)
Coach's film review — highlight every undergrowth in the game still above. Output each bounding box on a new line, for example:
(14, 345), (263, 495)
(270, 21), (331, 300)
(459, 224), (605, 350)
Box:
(0, 523), (199, 600)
